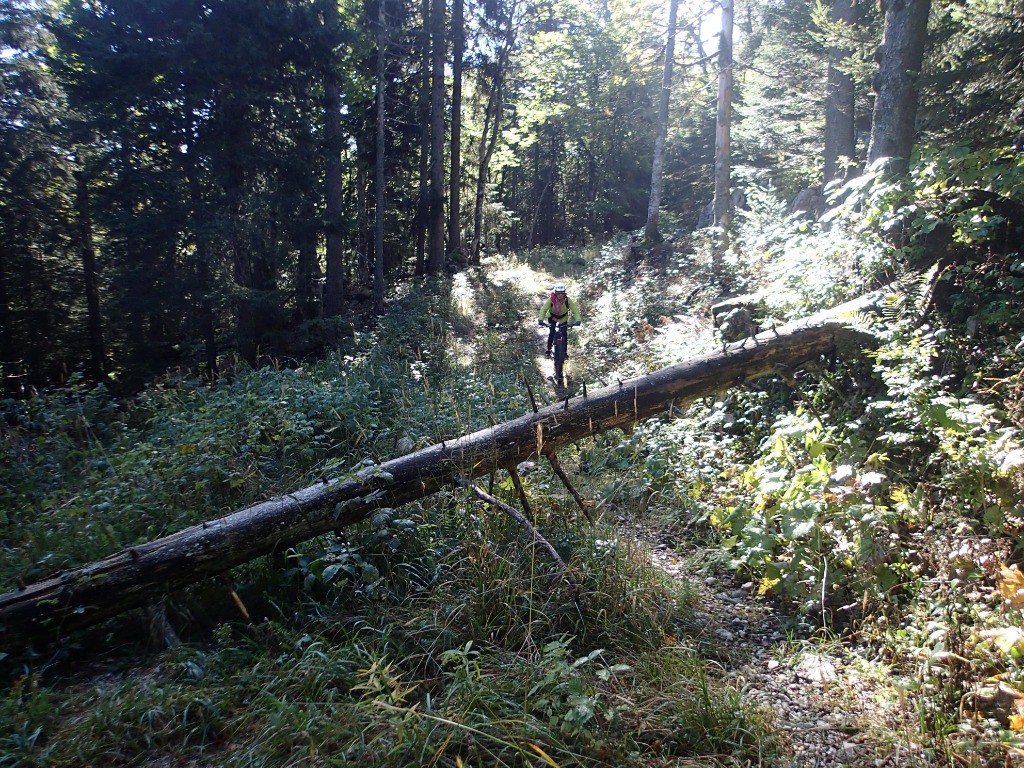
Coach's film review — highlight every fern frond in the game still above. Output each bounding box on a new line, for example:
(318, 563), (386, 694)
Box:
(846, 310), (879, 335)
(878, 265), (940, 327)
(915, 263), (942, 317)
(881, 290), (913, 325)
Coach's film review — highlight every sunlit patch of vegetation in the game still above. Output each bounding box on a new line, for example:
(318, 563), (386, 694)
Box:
(682, 143), (1024, 762)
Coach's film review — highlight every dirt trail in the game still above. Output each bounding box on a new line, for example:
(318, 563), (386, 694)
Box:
(458, 256), (574, 387)
(648, 539), (921, 767)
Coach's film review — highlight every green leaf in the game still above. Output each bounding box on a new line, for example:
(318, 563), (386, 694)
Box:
(321, 563), (343, 583)
(875, 565), (900, 592)
(782, 503), (817, 539)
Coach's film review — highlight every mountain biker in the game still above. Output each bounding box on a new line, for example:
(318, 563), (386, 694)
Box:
(538, 283), (582, 357)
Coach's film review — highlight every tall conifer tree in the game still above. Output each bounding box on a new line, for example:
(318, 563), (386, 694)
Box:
(645, 0), (679, 242)
(867, 0), (932, 175)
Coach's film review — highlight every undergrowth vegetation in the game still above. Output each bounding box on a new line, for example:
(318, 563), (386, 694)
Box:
(619, 143), (1024, 762)
(4, 143), (1024, 766)
(503, 143), (1024, 762)
(1, 272), (768, 766)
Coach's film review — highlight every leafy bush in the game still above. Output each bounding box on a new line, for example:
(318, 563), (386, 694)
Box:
(0, 279), (516, 590)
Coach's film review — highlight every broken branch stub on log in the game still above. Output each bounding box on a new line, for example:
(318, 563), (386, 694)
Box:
(0, 306), (877, 647)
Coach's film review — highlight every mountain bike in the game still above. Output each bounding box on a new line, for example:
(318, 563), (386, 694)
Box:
(549, 321), (580, 387)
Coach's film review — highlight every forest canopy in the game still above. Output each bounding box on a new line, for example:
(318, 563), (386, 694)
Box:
(2, 0), (1021, 391)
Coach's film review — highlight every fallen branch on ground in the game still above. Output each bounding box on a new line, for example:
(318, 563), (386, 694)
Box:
(455, 475), (578, 592)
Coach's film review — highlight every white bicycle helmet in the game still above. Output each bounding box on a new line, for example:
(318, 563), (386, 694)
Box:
(553, 283), (566, 292)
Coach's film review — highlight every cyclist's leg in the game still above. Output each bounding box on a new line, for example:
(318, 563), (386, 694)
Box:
(550, 325), (561, 381)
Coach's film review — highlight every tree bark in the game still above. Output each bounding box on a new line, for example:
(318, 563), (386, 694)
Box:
(0, 304), (877, 647)
(427, 0), (446, 273)
(471, 82), (500, 264)
(76, 172), (107, 384)
(866, 0), (932, 176)
(199, 265), (219, 384)
(447, 0), (464, 259)
(823, 0), (858, 183)
(220, 97), (265, 367)
(712, 0), (733, 278)
(471, 17), (516, 263)
(295, 224), (320, 325)
(184, 137), (220, 382)
(415, 0), (430, 276)
(0, 238), (15, 396)
(374, 0), (387, 314)
(323, 0), (347, 315)
(687, 23), (710, 77)
(645, 0), (679, 243)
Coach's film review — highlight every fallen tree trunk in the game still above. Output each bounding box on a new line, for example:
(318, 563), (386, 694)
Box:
(0, 303), (877, 647)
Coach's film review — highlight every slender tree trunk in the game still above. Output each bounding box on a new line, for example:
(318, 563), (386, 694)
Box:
(507, 166), (519, 249)
(294, 117), (321, 326)
(471, 89), (495, 264)
(356, 165), (369, 286)
(471, 82), (502, 263)
(688, 23), (710, 77)
(528, 140), (552, 248)
(415, 0), (430, 276)
(194, 256), (219, 384)
(295, 225), (320, 324)
(823, 0), (858, 183)
(587, 146), (598, 233)
(374, 0), (386, 314)
(645, 0), (679, 243)
(470, 14), (516, 263)
(447, 0), (464, 258)
(867, 0), (932, 176)
(234, 249), (277, 366)
(220, 97), (262, 366)
(117, 125), (146, 372)
(198, 262), (219, 385)
(427, 0), (446, 273)
(24, 243), (42, 384)
(183, 136), (219, 382)
(233, 240), (257, 367)
(712, 0), (734, 280)
(545, 130), (559, 242)
(0, 239), (15, 396)
(323, 0), (347, 315)
(75, 172), (106, 383)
